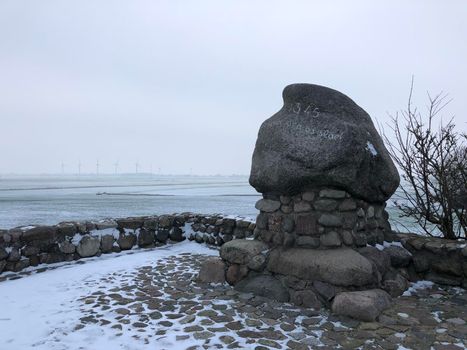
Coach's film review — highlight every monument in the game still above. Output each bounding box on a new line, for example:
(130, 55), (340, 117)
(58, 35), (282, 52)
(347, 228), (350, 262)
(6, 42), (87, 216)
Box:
(200, 83), (409, 321)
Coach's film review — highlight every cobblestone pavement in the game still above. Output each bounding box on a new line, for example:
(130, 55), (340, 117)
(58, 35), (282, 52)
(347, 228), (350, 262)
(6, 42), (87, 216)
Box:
(2, 249), (466, 349)
(71, 253), (466, 350)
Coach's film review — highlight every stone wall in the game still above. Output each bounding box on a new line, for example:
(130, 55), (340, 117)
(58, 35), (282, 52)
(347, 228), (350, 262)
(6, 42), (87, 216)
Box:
(255, 187), (391, 249)
(0, 213), (255, 275)
(394, 232), (467, 288)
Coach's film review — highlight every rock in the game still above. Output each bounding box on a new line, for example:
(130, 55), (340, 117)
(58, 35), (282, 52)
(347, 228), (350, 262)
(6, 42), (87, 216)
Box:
(220, 240), (268, 265)
(268, 247), (375, 287)
(319, 189), (348, 199)
(0, 260), (6, 273)
(312, 280), (336, 301)
(382, 273), (409, 297)
(76, 236), (100, 258)
(138, 228), (154, 247)
(59, 241), (76, 254)
(95, 220), (117, 230)
(385, 246), (412, 267)
(332, 289), (392, 321)
(296, 236), (320, 248)
(247, 254), (266, 271)
(318, 214), (343, 227)
(235, 274), (289, 302)
(116, 218), (143, 230)
(198, 258), (226, 283)
(22, 226), (57, 242)
(249, 83), (399, 201)
(7, 249), (21, 262)
(294, 201), (312, 213)
(281, 217), (295, 233)
(0, 247), (8, 260)
(226, 264), (248, 285)
(314, 199), (338, 211)
(57, 223), (77, 236)
(100, 235), (114, 253)
(290, 289), (321, 308)
(255, 199), (281, 213)
(320, 231), (342, 247)
(169, 227), (184, 241)
(358, 246), (390, 276)
(339, 199), (357, 211)
(117, 233), (136, 250)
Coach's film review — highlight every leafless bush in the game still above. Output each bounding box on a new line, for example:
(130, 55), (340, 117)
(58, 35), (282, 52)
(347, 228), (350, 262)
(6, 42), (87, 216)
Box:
(383, 79), (466, 239)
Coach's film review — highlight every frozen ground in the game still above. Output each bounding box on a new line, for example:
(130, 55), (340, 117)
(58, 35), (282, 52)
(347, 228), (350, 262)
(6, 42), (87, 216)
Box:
(1, 241), (466, 350)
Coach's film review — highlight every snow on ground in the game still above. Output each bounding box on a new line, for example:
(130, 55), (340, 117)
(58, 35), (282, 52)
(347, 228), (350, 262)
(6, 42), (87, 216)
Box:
(0, 241), (217, 350)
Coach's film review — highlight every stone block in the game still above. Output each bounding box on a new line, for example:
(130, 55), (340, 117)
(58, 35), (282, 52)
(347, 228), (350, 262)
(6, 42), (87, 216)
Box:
(332, 289), (391, 321)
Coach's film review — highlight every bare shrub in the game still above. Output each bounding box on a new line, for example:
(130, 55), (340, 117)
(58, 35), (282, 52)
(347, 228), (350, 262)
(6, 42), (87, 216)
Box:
(383, 79), (466, 239)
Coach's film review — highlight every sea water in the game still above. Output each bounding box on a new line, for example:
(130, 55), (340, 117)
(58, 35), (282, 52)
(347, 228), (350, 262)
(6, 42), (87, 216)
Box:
(0, 174), (417, 233)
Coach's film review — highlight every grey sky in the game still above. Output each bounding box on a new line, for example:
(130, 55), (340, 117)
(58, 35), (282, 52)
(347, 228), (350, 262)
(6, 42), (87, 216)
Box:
(1, 0), (466, 175)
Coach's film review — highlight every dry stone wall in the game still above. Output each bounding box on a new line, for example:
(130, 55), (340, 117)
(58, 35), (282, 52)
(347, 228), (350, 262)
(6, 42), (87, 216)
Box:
(0, 213), (255, 275)
(255, 187), (391, 249)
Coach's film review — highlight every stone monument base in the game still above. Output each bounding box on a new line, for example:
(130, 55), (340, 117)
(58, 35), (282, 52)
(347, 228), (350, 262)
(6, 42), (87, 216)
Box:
(200, 234), (412, 321)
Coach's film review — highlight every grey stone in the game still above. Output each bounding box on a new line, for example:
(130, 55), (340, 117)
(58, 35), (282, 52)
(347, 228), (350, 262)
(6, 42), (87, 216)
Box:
(0, 247), (8, 260)
(255, 199), (281, 213)
(57, 223), (77, 236)
(281, 217), (295, 233)
(331, 289), (391, 321)
(0, 260), (6, 273)
(268, 247), (375, 287)
(302, 191), (315, 201)
(382, 273), (409, 297)
(280, 195), (292, 204)
(226, 264), (248, 285)
(249, 84), (399, 202)
(7, 249), (21, 262)
(76, 236), (100, 258)
(313, 199), (338, 211)
(320, 231), (342, 247)
(294, 201), (312, 213)
(220, 240), (268, 265)
(296, 236), (320, 248)
(100, 235), (114, 253)
(312, 280), (336, 301)
(319, 189), (348, 199)
(290, 289), (321, 308)
(169, 227), (184, 241)
(235, 274), (289, 302)
(59, 241), (76, 254)
(116, 218), (143, 230)
(22, 226), (57, 242)
(117, 233), (136, 250)
(95, 220), (117, 230)
(256, 213), (269, 229)
(367, 206), (375, 218)
(358, 246), (390, 276)
(138, 228), (155, 247)
(318, 214), (343, 227)
(155, 229), (169, 243)
(341, 230), (354, 245)
(385, 246), (412, 267)
(198, 258), (226, 283)
(339, 199), (357, 211)
(247, 254), (266, 271)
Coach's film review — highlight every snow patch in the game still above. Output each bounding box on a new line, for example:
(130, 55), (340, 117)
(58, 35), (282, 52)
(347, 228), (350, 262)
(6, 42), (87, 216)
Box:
(366, 141), (378, 156)
(402, 280), (434, 296)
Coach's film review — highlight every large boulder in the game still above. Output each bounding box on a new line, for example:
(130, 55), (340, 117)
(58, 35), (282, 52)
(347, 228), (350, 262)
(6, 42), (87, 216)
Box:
(198, 258), (226, 283)
(249, 83), (399, 202)
(267, 247), (375, 287)
(76, 236), (100, 258)
(332, 289), (391, 321)
(220, 239), (268, 265)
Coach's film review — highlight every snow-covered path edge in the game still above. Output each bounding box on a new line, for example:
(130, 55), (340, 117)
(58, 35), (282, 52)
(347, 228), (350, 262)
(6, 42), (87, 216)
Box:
(0, 241), (217, 349)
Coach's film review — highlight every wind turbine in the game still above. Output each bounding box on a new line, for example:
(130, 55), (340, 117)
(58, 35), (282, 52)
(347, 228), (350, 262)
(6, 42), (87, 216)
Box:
(135, 162), (139, 174)
(61, 161), (65, 174)
(96, 160), (100, 175)
(114, 161), (119, 175)
(78, 160), (82, 176)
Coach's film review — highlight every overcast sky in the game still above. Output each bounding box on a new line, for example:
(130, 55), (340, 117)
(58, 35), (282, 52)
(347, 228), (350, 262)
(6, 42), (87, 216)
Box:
(0, 1), (466, 175)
